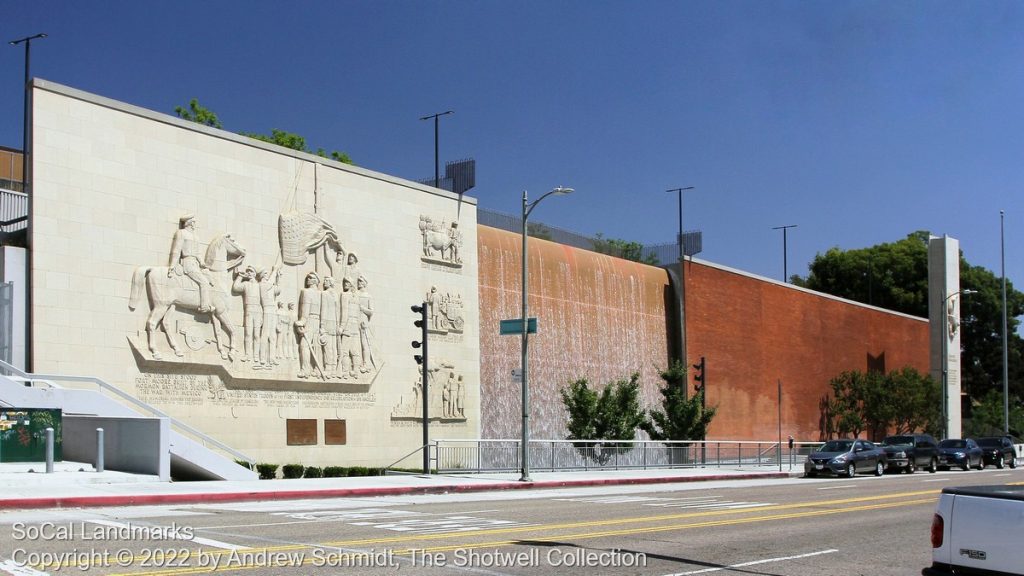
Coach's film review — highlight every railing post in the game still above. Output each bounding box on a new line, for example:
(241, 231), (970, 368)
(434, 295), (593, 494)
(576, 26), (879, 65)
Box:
(45, 427), (54, 473)
(96, 428), (105, 473)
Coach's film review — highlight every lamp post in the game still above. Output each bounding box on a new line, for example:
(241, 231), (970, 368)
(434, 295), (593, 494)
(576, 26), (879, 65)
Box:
(941, 288), (976, 439)
(771, 224), (798, 283)
(521, 186), (573, 482)
(666, 187), (695, 263)
(419, 110), (453, 189)
(10, 32), (46, 373)
(1001, 210), (1009, 435)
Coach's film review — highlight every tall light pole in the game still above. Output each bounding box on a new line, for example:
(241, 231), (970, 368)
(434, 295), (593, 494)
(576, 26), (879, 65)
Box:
(419, 110), (453, 189)
(10, 32), (46, 373)
(666, 187), (695, 263)
(772, 225), (798, 283)
(942, 288), (976, 439)
(521, 186), (573, 482)
(1001, 210), (1009, 435)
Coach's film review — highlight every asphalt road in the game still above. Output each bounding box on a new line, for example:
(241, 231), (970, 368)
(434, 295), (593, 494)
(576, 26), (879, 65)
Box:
(1, 467), (1022, 576)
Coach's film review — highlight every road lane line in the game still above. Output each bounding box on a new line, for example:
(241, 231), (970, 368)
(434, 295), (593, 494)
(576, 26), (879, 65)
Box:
(0, 559), (50, 575)
(86, 520), (246, 550)
(664, 549), (839, 575)
(816, 484), (855, 490)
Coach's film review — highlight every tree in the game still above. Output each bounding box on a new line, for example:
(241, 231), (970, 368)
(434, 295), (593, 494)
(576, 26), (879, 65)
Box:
(561, 374), (647, 463)
(642, 360), (717, 442)
(592, 233), (660, 265)
(823, 367), (940, 439)
(174, 98), (222, 129)
(174, 100), (354, 165)
(527, 222), (553, 241)
(964, 390), (1024, 437)
(796, 231), (1024, 405)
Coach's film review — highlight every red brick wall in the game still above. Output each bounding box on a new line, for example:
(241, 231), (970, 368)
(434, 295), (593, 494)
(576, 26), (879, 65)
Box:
(686, 261), (929, 441)
(477, 226), (930, 442)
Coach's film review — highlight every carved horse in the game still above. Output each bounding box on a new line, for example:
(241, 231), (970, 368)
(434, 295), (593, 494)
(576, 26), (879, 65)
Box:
(129, 233), (246, 360)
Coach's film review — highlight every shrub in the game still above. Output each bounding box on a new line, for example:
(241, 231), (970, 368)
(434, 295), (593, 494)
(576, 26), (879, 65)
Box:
(256, 463), (279, 480)
(282, 464), (305, 479)
(347, 466), (369, 477)
(323, 466), (347, 478)
(303, 466), (323, 478)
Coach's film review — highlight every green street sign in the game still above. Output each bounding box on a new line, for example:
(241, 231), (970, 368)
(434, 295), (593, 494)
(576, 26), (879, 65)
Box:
(499, 318), (537, 335)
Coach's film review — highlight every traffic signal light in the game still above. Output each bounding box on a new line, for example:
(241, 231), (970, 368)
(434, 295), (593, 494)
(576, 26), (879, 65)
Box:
(412, 303), (427, 365)
(692, 356), (705, 392)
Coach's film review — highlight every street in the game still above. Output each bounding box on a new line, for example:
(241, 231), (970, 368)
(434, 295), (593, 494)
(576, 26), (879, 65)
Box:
(2, 467), (1022, 575)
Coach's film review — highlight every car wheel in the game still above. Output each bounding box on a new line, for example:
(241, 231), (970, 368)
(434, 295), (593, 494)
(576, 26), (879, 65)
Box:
(928, 457), (938, 473)
(961, 461), (970, 471)
(996, 455), (1004, 469)
(805, 470), (817, 478)
(847, 463), (857, 478)
(975, 457), (984, 470)
(1010, 456), (1017, 469)
(906, 459), (916, 474)
(875, 461), (884, 476)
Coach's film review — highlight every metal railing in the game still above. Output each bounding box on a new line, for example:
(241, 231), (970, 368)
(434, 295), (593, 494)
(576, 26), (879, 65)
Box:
(0, 359), (255, 466)
(0, 188), (27, 232)
(433, 439), (825, 474)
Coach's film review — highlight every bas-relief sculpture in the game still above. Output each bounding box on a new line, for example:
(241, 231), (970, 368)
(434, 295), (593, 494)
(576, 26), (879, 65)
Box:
(127, 203), (471, 428)
(391, 360), (468, 422)
(128, 208), (383, 390)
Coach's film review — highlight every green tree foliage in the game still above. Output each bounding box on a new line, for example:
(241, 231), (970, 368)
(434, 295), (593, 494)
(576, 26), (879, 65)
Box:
(174, 98), (222, 129)
(823, 367), (940, 440)
(561, 374), (647, 463)
(964, 389), (1024, 437)
(796, 231), (1024, 406)
(592, 233), (659, 265)
(174, 99), (354, 165)
(527, 222), (553, 241)
(642, 360), (717, 442)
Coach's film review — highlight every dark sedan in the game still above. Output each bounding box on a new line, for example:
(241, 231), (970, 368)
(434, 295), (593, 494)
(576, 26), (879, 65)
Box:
(975, 436), (1018, 469)
(804, 439), (887, 478)
(936, 438), (983, 471)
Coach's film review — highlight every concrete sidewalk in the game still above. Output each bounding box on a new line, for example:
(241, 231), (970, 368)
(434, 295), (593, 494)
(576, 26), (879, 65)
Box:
(0, 464), (798, 510)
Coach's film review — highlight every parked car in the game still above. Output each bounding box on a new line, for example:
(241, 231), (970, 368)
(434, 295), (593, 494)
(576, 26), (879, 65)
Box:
(975, 436), (1018, 469)
(804, 439), (887, 478)
(936, 438), (983, 471)
(879, 433), (938, 473)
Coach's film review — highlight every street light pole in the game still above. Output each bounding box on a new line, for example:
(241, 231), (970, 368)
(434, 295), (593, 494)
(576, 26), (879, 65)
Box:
(1001, 210), (1009, 435)
(521, 186), (574, 482)
(419, 110), (453, 189)
(10, 32), (46, 373)
(666, 187), (695, 263)
(772, 225), (798, 283)
(941, 289), (975, 438)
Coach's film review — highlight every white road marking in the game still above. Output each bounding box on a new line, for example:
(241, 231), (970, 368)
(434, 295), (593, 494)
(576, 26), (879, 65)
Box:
(923, 478), (950, 483)
(817, 484), (856, 490)
(86, 520), (245, 550)
(665, 548), (839, 575)
(0, 559), (49, 575)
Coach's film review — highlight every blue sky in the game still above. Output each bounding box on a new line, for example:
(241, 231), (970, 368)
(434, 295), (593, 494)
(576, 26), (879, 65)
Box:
(4, 1), (1022, 291)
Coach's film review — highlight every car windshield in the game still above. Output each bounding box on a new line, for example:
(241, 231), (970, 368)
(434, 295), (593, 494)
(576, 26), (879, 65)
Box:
(939, 439), (966, 449)
(976, 438), (1001, 448)
(820, 440), (853, 452)
(882, 436), (913, 447)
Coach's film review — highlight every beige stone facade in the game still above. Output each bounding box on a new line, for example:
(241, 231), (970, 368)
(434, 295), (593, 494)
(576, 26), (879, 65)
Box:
(30, 80), (480, 467)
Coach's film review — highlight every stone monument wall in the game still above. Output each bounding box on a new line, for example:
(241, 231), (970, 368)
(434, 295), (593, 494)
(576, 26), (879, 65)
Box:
(30, 80), (480, 467)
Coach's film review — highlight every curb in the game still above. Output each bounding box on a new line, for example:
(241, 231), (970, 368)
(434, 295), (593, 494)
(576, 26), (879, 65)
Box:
(0, 472), (792, 510)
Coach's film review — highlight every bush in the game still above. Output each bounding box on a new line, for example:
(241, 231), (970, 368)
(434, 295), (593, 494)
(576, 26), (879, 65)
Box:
(282, 464), (305, 479)
(303, 466), (323, 478)
(347, 466), (369, 477)
(256, 463), (279, 480)
(323, 466), (347, 478)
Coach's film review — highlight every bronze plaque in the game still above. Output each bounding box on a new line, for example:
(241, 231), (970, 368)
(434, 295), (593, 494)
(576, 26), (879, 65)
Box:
(286, 419), (317, 446)
(325, 420), (347, 445)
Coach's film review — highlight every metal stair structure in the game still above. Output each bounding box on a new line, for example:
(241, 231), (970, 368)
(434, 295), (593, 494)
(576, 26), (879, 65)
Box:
(0, 360), (256, 481)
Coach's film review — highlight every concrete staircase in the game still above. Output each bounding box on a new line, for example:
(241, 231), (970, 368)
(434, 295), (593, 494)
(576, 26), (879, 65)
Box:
(0, 362), (256, 481)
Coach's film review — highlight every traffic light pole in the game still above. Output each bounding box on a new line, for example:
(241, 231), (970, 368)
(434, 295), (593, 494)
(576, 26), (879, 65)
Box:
(412, 303), (430, 474)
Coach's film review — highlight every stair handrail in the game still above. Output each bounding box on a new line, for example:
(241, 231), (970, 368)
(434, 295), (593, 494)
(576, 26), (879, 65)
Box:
(0, 360), (254, 465)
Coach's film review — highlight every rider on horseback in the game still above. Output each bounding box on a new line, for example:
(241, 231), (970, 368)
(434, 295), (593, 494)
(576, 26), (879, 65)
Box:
(168, 214), (215, 313)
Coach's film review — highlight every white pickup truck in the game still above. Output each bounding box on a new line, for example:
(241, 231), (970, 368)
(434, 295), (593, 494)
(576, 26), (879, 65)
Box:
(924, 484), (1024, 576)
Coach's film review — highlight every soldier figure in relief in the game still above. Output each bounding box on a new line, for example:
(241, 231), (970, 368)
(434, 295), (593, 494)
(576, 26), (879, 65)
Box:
(168, 214), (214, 313)
(320, 276), (340, 378)
(338, 276), (363, 379)
(258, 267), (282, 368)
(296, 272), (323, 378)
(232, 266), (262, 364)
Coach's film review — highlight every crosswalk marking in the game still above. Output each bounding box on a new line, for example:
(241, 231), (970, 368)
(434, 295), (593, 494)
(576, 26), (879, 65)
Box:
(555, 494), (774, 510)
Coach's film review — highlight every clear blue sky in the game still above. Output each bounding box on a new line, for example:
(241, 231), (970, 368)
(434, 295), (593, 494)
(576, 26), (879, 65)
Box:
(4, 1), (1022, 292)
